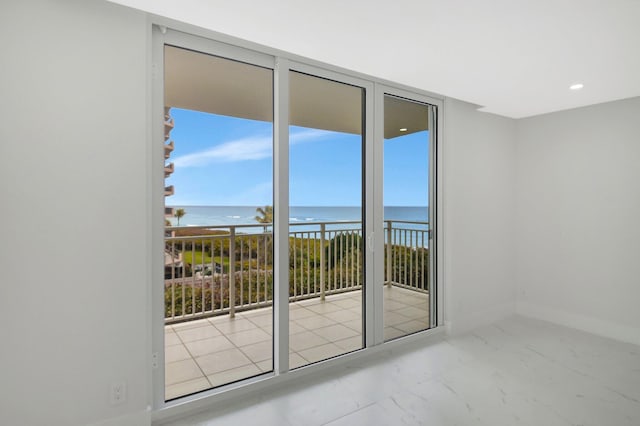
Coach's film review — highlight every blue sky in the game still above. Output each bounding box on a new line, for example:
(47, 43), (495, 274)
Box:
(167, 108), (428, 207)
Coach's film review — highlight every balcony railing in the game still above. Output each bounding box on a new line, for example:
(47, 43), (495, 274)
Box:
(164, 220), (429, 323)
(384, 220), (430, 292)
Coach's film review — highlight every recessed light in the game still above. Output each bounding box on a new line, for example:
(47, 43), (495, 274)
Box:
(399, 128), (408, 132)
(569, 83), (584, 90)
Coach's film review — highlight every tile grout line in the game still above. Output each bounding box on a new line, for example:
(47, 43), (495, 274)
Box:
(165, 288), (429, 398)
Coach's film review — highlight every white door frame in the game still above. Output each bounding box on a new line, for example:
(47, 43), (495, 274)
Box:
(150, 24), (445, 420)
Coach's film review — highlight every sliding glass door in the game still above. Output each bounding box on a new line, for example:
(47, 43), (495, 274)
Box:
(381, 94), (436, 341)
(288, 70), (365, 368)
(153, 28), (439, 407)
(162, 44), (275, 400)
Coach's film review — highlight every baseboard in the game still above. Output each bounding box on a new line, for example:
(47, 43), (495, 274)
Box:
(89, 408), (151, 426)
(446, 301), (515, 336)
(516, 302), (640, 346)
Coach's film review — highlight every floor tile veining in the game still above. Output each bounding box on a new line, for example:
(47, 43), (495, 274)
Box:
(160, 316), (640, 426)
(165, 286), (429, 399)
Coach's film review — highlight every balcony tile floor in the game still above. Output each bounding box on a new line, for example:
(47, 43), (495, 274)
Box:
(165, 286), (429, 400)
(162, 316), (640, 426)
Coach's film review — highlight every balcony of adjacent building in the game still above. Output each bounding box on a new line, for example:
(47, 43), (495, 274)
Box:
(164, 140), (174, 160)
(164, 115), (175, 141)
(164, 162), (174, 178)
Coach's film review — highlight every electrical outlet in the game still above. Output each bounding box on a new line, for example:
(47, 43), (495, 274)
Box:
(110, 382), (127, 405)
(152, 352), (159, 369)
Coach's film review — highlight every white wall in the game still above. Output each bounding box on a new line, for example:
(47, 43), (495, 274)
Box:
(444, 99), (517, 334)
(6, 0), (636, 424)
(2, 2), (526, 423)
(516, 97), (640, 345)
(0, 1), (151, 425)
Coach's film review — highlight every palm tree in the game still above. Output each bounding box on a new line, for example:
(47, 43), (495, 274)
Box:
(174, 208), (186, 226)
(255, 206), (273, 265)
(255, 205), (273, 224)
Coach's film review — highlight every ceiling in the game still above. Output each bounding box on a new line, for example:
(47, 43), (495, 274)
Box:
(166, 45), (429, 137)
(111, 0), (640, 118)
(165, 45), (273, 121)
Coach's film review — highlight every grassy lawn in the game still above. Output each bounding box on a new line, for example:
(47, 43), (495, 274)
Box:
(182, 251), (229, 267)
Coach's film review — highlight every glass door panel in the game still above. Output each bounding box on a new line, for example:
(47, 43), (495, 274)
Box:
(163, 45), (274, 399)
(382, 94), (432, 341)
(288, 70), (364, 368)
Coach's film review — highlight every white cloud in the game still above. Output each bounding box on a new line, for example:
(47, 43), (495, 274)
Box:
(172, 136), (270, 167)
(290, 128), (336, 145)
(172, 128), (334, 168)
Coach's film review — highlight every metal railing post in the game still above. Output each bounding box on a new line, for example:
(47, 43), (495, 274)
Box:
(386, 221), (392, 287)
(164, 220), (428, 324)
(320, 223), (326, 301)
(229, 226), (236, 318)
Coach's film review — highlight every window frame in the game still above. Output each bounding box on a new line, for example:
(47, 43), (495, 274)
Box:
(151, 24), (445, 420)
(374, 86), (443, 343)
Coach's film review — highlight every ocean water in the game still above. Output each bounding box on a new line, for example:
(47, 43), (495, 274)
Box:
(168, 205), (428, 229)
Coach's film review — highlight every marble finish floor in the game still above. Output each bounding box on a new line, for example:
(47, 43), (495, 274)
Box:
(165, 286), (429, 400)
(160, 316), (640, 426)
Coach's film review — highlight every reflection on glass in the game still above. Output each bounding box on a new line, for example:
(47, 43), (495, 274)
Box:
(288, 71), (364, 369)
(163, 45), (274, 400)
(383, 95), (431, 341)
